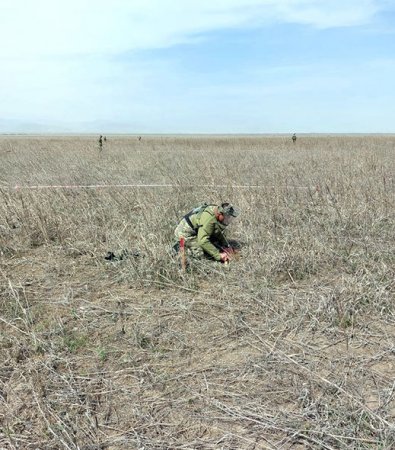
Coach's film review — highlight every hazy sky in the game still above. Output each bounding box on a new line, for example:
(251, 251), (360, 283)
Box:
(1, 0), (394, 133)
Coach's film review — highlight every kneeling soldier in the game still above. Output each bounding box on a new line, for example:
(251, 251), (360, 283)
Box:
(174, 202), (239, 263)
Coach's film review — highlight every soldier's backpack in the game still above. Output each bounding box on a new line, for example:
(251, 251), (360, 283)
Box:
(183, 202), (213, 234)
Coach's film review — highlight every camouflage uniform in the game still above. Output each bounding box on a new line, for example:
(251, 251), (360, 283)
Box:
(174, 205), (230, 261)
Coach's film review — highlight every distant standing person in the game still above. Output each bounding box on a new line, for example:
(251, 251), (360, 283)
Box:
(104, 136), (107, 142)
(292, 133), (297, 144)
(99, 135), (103, 150)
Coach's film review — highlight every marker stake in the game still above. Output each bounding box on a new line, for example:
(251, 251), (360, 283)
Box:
(180, 237), (186, 272)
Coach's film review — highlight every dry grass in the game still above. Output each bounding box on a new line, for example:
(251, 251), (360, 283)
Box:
(0, 135), (394, 449)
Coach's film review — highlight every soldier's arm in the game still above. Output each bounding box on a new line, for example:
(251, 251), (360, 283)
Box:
(197, 217), (221, 261)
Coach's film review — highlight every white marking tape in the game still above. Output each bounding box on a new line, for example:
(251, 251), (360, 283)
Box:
(4, 183), (317, 190)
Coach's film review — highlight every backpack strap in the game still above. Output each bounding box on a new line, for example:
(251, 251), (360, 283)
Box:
(183, 204), (215, 234)
(183, 211), (197, 234)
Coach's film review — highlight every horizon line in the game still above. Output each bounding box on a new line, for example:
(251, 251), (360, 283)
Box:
(1, 132), (395, 137)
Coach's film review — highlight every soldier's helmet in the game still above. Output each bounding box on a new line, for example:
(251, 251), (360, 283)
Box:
(219, 203), (240, 218)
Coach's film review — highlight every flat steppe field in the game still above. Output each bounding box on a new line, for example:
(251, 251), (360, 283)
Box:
(0, 135), (394, 449)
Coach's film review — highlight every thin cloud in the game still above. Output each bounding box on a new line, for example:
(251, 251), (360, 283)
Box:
(0, 0), (386, 59)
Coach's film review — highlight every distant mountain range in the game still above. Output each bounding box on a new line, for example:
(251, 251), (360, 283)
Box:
(0, 118), (145, 134)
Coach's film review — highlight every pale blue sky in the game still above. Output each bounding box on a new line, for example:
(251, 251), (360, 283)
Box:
(0, 0), (394, 133)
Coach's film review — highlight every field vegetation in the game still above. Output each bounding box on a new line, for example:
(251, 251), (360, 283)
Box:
(0, 135), (394, 449)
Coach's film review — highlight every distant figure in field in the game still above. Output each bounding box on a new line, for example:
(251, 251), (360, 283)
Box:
(292, 133), (297, 144)
(99, 135), (103, 150)
(138, 136), (142, 141)
(104, 136), (107, 142)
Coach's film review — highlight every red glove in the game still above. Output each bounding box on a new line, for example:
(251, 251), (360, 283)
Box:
(220, 252), (230, 263)
(223, 247), (237, 256)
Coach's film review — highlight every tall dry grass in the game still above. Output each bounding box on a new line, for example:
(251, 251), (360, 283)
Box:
(0, 135), (394, 449)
